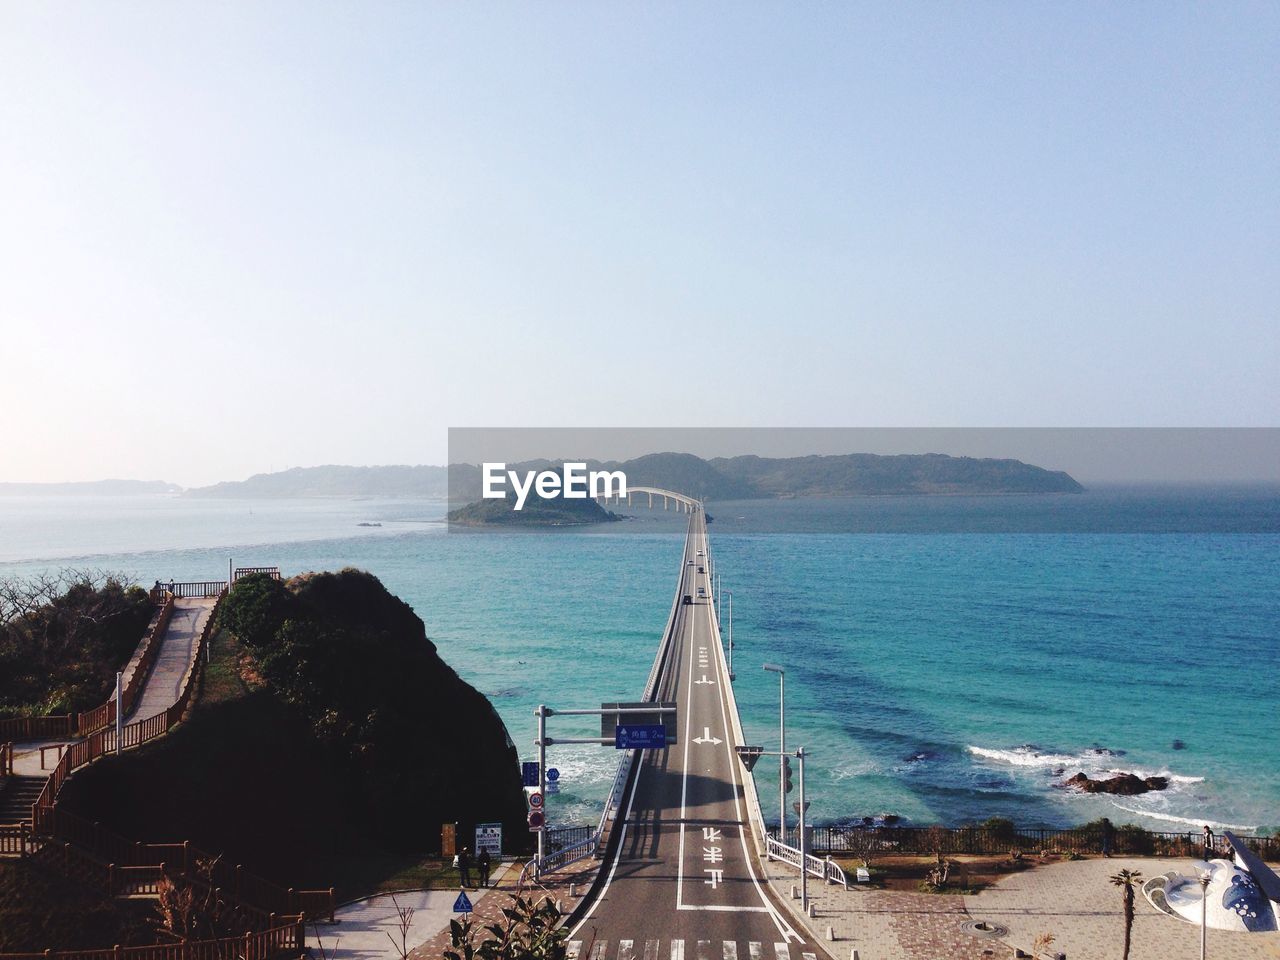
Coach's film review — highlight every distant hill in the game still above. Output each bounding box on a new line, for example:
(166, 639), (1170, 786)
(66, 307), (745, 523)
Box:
(185, 465), (449, 498)
(182, 452), (1082, 502)
(711, 452), (1084, 497)
(0, 480), (180, 496)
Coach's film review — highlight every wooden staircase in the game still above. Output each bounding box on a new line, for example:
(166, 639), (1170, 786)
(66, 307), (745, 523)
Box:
(0, 774), (43, 831)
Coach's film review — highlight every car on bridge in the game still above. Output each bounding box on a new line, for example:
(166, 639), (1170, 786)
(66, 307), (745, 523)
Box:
(682, 594), (692, 605)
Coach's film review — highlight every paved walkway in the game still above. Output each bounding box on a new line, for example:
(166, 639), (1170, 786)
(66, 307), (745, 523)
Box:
(319, 883), (504, 959)
(126, 598), (212, 721)
(763, 855), (1280, 960)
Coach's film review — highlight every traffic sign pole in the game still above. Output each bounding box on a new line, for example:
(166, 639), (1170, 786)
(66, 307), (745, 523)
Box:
(798, 746), (808, 913)
(536, 703), (546, 875)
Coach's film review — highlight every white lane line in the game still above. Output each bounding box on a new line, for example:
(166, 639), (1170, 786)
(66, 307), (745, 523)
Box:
(567, 748), (646, 938)
(671, 941), (685, 960)
(676, 571), (697, 909)
(619, 940), (635, 960)
(723, 942), (739, 960)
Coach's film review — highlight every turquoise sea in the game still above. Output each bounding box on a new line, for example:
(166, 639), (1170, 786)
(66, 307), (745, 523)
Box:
(1, 487), (1277, 836)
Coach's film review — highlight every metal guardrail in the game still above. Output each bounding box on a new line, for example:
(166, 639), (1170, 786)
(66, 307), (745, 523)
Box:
(766, 836), (848, 888)
(774, 824), (1280, 859)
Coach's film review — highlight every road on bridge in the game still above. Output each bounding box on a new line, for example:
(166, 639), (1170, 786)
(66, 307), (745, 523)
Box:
(567, 509), (827, 960)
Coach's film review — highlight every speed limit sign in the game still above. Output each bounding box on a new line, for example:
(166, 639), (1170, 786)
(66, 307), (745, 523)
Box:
(528, 791), (544, 809)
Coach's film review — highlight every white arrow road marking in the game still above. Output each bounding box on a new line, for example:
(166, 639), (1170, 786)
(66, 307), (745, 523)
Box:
(695, 675), (715, 685)
(693, 727), (723, 745)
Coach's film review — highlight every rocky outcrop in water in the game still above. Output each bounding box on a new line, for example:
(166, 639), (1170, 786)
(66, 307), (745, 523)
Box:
(1063, 771), (1169, 795)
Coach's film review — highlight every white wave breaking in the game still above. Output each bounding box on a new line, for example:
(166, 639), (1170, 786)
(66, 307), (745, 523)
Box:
(1108, 803), (1257, 833)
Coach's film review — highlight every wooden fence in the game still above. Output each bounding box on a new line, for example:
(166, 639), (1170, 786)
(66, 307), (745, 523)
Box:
(233, 567), (281, 582)
(0, 715), (75, 742)
(0, 917), (305, 960)
(75, 598), (175, 739)
(149, 582), (228, 602)
(23, 589), (335, 927)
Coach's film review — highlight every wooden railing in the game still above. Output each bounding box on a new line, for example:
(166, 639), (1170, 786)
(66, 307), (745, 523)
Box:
(75, 596), (175, 739)
(149, 582), (228, 601)
(26, 588), (336, 927)
(233, 567), (281, 582)
(0, 715), (75, 742)
(0, 916), (305, 960)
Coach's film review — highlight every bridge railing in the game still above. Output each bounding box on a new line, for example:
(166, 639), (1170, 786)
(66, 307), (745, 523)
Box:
(765, 836), (848, 888)
(595, 515), (694, 837)
(701, 524), (770, 858)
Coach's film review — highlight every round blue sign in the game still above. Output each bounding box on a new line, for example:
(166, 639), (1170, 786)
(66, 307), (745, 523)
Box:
(547, 767), (560, 782)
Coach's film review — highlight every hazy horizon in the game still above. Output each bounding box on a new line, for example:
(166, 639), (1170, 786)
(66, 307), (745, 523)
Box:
(5, 426), (1280, 487)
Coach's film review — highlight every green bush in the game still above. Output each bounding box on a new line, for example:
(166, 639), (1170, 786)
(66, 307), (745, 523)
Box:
(0, 573), (152, 718)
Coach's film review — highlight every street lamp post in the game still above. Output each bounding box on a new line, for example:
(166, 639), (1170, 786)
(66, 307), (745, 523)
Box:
(1200, 871), (1210, 960)
(762, 663), (785, 840)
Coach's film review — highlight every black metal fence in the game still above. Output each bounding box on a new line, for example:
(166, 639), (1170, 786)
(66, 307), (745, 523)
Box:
(545, 824), (596, 854)
(769, 824), (1280, 860)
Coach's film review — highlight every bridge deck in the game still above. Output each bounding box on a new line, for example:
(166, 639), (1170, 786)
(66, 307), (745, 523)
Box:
(569, 511), (825, 956)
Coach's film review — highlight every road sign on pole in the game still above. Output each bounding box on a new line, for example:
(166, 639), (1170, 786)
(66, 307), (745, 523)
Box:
(528, 791), (544, 809)
(527, 810), (545, 830)
(546, 767), (560, 782)
(522, 761), (540, 787)
(615, 723), (667, 749)
(735, 745), (764, 772)
(453, 889), (474, 914)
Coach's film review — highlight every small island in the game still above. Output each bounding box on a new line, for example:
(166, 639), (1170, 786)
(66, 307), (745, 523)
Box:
(447, 494), (622, 526)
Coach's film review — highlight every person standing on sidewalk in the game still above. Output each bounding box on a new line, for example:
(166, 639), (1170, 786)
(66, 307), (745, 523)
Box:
(478, 847), (492, 888)
(1101, 818), (1115, 858)
(1202, 825), (1215, 861)
(458, 846), (472, 888)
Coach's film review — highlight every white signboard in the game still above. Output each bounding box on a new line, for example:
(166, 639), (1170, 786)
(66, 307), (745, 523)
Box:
(475, 822), (503, 856)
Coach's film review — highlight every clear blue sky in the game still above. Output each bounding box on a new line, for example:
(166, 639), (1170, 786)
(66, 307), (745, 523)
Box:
(1, 3), (1276, 485)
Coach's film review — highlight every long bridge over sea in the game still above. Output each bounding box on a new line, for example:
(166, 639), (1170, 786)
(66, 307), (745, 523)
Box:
(556, 500), (837, 960)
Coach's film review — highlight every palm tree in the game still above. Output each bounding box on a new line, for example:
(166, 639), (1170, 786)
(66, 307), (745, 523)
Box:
(1110, 868), (1144, 960)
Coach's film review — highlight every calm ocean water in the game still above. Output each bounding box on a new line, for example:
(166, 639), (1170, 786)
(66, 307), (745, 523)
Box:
(1, 487), (1277, 836)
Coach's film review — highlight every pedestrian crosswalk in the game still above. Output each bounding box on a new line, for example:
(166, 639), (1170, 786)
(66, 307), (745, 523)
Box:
(566, 941), (816, 960)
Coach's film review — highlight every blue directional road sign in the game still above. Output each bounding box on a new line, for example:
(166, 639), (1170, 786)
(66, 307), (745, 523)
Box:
(546, 767), (560, 782)
(616, 724), (667, 749)
(521, 761), (539, 786)
(453, 889), (474, 914)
